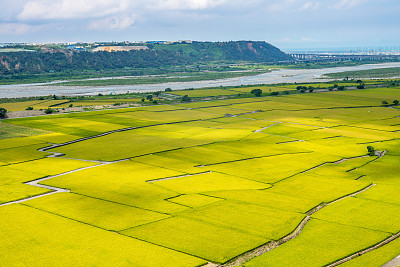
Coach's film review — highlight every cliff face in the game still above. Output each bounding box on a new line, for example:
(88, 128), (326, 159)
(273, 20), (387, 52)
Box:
(0, 41), (291, 75)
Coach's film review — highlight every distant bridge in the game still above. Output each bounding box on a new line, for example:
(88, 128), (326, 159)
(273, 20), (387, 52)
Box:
(287, 53), (400, 62)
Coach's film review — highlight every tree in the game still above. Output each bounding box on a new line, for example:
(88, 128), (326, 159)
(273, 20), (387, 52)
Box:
(356, 80), (363, 84)
(154, 91), (161, 96)
(357, 84), (365, 89)
(141, 98), (145, 102)
(165, 88), (172, 92)
(367, 146), (375, 156)
(45, 108), (55, 114)
(181, 95), (191, 102)
(250, 89), (262, 97)
(26, 106), (34, 110)
(393, 100), (399, 106)
(271, 91), (279, 96)
(333, 84), (338, 88)
(338, 86), (345, 91)
(146, 94), (153, 100)
(382, 100), (389, 106)
(0, 107), (7, 118)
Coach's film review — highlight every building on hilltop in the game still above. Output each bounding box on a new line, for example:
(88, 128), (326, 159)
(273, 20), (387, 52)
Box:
(92, 46), (149, 52)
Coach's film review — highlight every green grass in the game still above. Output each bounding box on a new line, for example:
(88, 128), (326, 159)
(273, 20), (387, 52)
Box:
(25, 192), (170, 231)
(177, 200), (305, 240)
(205, 189), (319, 213)
(0, 204), (206, 266)
(271, 174), (369, 204)
(324, 67), (400, 79)
(167, 193), (222, 207)
(170, 88), (239, 97)
(355, 184), (400, 206)
(0, 123), (49, 140)
(0, 144), (49, 164)
(207, 152), (339, 184)
(313, 197), (400, 233)
(121, 216), (268, 263)
(340, 236), (400, 267)
(151, 171), (270, 194)
(41, 160), (189, 213)
(245, 219), (390, 267)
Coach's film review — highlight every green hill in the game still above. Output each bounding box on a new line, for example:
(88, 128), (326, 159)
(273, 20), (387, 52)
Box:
(0, 41), (291, 76)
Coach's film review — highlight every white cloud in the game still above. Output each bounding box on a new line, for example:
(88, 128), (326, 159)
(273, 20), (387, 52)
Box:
(299, 1), (320, 11)
(145, 0), (226, 10)
(0, 23), (33, 34)
(18, 0), (128, 20)
(331, 0), (365, 9)
(88, 14), (136, 30)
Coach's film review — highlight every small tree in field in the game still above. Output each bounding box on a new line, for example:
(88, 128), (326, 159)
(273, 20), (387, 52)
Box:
(250, 89), (262, 97)
(393, 100), (399, 106)
(0, 107), (7, 118)
(367, 146), (375, 156)
(181, 95), (191, 102)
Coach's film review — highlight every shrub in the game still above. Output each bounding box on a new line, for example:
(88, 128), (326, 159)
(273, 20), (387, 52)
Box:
(0, 107), (7, 118)
(26, 106), (34, 110)
(250, 89), (262, 97)
(181, 95), (192, 102)
(165, 88), (172, 92)
(45, 108), (55, 114)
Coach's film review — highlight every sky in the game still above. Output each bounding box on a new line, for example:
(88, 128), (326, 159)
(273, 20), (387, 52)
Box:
(0, 0), (399, 50)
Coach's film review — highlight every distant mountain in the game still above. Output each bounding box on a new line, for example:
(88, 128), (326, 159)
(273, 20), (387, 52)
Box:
(0, 41), (291, 75)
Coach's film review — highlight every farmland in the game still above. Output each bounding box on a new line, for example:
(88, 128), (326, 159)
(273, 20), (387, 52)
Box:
(0, 82), (399, 266)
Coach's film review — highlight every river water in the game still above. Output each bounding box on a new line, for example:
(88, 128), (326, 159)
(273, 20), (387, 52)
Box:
(1, 62), (400, 98)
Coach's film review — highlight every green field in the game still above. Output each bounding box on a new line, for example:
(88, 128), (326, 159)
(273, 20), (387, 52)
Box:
(1, 82), (400, 266)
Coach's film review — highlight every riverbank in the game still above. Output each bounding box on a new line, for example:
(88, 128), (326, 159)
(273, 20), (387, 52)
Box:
(1, 62), (400, 98)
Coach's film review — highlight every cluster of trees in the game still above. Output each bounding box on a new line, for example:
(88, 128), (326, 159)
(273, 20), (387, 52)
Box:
(0, 41), (291, 76)
(250, 89), (262, 96)
(382, 100), (399, 106)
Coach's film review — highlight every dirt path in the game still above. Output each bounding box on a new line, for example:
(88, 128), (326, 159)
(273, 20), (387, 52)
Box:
(0, 163), (114, 207)
(382, 255), (400, 267)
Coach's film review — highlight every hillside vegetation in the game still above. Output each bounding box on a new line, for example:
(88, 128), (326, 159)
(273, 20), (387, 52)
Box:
(0, 41), (291, 76)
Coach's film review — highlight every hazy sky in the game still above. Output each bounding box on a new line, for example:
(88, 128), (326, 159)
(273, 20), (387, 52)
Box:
(0, 0), (399, 49)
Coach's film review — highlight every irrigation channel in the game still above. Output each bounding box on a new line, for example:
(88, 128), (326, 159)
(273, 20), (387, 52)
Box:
(1, 62), (400, 98)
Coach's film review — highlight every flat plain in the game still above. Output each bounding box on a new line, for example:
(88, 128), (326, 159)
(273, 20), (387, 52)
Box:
(1, 82), (399, 266)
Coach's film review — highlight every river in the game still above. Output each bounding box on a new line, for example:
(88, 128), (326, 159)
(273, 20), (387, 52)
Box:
(1, 62), (400, 98)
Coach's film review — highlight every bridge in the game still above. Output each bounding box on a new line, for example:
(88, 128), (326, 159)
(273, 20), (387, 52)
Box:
(287, 53), (400, 62)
